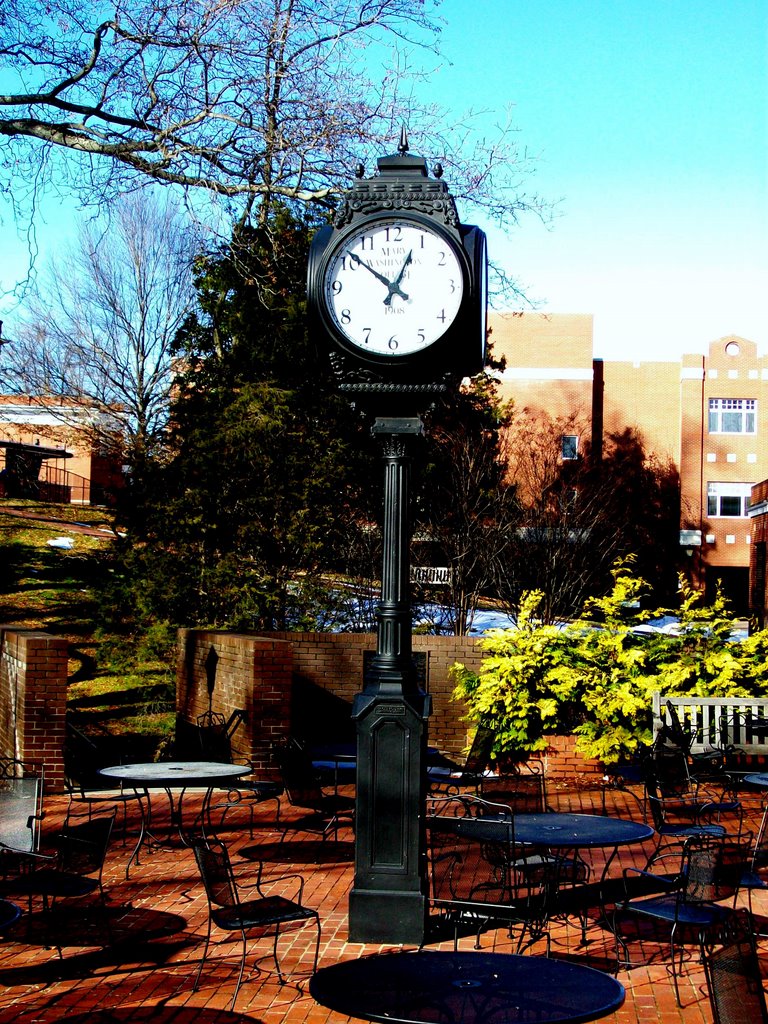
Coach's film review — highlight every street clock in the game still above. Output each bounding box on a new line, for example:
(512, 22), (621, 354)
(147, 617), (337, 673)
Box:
(307, 137), (487, 395)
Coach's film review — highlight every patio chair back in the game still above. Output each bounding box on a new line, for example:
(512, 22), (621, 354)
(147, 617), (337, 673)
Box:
(0, 757), (44, 854)
(703, 915), (768, 1024)
(463, 724), (496, 775)
(192, 835), (239, 911)
(274, 740), (326, 808)
(197, 711), (233, 762)
(56, 810), (116, 879)
(481, 771), (548, 813)
(648, 743), (692, 799)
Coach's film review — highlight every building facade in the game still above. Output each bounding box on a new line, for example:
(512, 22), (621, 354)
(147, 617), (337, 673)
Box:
(0, 396), (122, 505)
(489, 313), (768, 614)
(750, 478), (768, 628)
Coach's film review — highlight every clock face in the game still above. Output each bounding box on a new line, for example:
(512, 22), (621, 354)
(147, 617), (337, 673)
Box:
(322, 217), (465, 357)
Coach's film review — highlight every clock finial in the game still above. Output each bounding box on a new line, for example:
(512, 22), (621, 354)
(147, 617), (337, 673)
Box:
(398, 126), (409, 156)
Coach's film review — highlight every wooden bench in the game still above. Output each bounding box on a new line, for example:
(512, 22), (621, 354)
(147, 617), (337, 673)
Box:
(653, 694), (768, 757)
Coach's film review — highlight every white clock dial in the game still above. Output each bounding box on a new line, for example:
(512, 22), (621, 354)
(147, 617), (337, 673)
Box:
(322, 218), (464, 356)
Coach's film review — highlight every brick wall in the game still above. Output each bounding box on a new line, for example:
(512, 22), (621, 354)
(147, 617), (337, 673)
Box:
(176, 628), (601, 781)
(176, 629), (293, 774)
(0, 627), (68, 791)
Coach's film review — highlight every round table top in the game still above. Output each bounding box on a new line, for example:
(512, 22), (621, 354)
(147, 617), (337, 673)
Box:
(744, 773), (768, 787)
(99, 761), (250, 788)
(513, 812), (654, 848)
(309, 951), (625, 1024)
(0, 898), (21, 933)
(429, 811), (653, 849)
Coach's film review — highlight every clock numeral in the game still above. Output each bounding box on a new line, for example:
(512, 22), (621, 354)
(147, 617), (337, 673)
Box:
(340, 255), (358, 271)
(417, 330), (426, 344)
(362, 328), (372, 345)
(360, 235), (374, 251)
(436, 309), (447, 323)
(388, 336), (399, 351)
(437, 251), (447, 266)
(448, 279), (456, 294)
(332, 280), (342, 295)
(385, 226), (403, 243)
(340, 309), (352, 324)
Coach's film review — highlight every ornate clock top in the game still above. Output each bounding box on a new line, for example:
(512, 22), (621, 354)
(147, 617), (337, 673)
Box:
(334, 136), (460, 232)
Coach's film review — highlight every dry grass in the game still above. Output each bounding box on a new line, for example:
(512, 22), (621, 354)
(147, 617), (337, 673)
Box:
(1, 499), (175, 752)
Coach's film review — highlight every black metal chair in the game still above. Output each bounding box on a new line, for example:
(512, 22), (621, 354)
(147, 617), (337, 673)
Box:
(738, 803), (768, 926)
(197, 711), (283, 837)
(643, 746), (741, 863)
(10, 809), (116, 955)
(480, 762), (551, 813)
(62, 733), (146, 877)
(274, 740), (354, 843)
(614, 832), (750, 1005)
(0, 757), (44, 868)
(661, 700), (730, 774)
(190, 836), (321, 1010)
(427, 725), (496, 793)
(702, 912), (768, 1024)
(426, 804), (549, 953)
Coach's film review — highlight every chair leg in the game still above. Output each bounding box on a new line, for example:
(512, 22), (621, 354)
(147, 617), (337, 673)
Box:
(232, 926), (248, 1010)
(669, 922), (683, 1006)
(272, 922), (285, 984)
(193, 918), (212, 994)
(311, 913), (321, 975)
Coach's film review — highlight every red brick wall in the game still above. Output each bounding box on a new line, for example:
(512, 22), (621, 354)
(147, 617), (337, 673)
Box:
(177, 629), (293, 774)
(0, 627), (68, 791)
(541, 733), (602, 783)
(177, 629), (488, 766)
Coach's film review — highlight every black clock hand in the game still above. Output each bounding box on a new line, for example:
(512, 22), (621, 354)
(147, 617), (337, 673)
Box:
(384, 250), (412, 306)
(349, 252), (393, 289)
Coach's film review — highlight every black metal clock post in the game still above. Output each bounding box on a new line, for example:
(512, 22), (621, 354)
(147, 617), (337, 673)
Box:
(307, 134), (487, 944)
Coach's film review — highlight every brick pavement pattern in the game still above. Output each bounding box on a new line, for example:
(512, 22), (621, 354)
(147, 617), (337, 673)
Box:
(0, 781), (765, 1024)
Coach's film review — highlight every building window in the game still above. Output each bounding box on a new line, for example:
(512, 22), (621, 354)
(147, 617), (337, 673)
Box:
(708, 398), (756, 434)
(707, 482), (753, 518)
(561, 435), (578, 460)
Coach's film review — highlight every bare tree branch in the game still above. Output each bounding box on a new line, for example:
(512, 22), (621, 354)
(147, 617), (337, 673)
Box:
(1, 1), (551, 278)
(7, 193), (198, 463)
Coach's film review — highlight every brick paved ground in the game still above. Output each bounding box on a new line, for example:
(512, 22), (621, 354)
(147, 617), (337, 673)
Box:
(0, 781), (765, 1024)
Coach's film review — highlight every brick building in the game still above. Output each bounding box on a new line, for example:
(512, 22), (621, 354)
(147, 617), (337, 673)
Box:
(750, 479), (768, 628)
(489, 313), (768, 614)
(0, 396), (122, 504)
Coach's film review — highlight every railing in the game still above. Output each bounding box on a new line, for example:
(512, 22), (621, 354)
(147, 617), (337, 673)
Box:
(653, 693), (768, 755)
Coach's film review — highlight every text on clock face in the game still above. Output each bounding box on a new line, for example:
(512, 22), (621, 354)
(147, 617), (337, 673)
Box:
(323, 219), (464, 354)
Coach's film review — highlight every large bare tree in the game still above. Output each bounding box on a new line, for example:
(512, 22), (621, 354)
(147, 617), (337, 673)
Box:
(499, 412), (682, 621)
(1, 1), (546, 275)
(7, 193), (198, 463)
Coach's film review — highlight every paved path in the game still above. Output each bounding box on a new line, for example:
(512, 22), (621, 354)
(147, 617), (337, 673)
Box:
(0, 783), (764, 1024)
(0, 504), (118, 538)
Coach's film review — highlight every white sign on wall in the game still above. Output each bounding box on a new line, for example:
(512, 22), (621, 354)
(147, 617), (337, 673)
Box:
(410, 566), (452, 586)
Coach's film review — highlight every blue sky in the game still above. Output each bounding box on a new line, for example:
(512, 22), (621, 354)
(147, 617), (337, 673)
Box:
(425, 0), (767, 360)
(1, 0), (766, 363)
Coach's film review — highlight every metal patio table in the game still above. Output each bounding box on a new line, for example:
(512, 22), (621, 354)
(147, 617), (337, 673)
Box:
(430, 811), (654, 938)
(310, 950), (625, 1024)
(99, 761), (251, 856)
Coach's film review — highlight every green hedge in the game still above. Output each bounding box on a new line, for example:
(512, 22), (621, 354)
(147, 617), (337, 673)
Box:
(451, 559), (768, 765)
